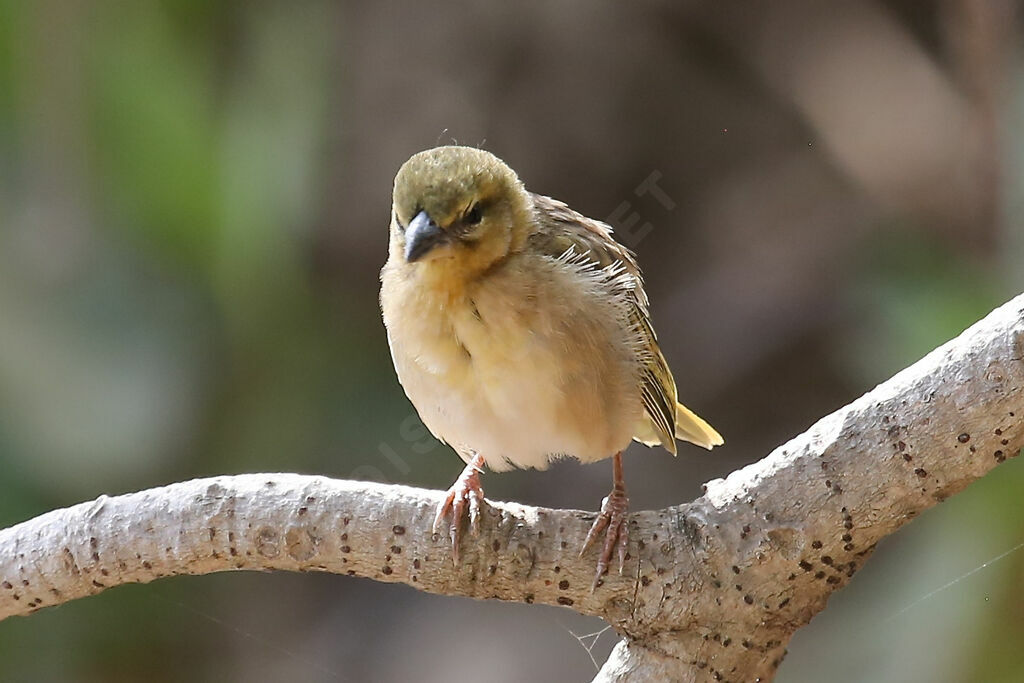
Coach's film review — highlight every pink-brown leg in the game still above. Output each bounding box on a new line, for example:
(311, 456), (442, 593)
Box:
(433, 452), (486, 564)
(580, 452), (629, 589)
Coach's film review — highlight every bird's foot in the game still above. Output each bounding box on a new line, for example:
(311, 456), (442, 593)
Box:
(580, 486), (629, 590)
(433, 454), (486, 564)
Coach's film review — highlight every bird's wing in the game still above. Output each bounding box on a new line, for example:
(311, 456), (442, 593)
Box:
(528, 194), (679, 453)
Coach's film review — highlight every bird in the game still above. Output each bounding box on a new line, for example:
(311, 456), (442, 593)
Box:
(379, 146), (723, 586)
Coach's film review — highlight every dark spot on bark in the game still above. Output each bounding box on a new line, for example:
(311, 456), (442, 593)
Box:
(842, 533), (853, 542)
(743, 594), (754, 604)
(799, 560), (813, 571)
(723, 637), (732, 646)
(821, 556), (833, 565)
(392, 525), (405, 536)
(382, 566), (393, 575)
(915, 468), (927, 478)
(897, 441), (906, 451)
(903, 453), (913, 461)
(91, 580), (105, 588)
(641, 576), (651, 587)
(958, 433), (970, 443)
(844, 519), (853, 529)
(825, 480), (832, 488)
(732, 565), (740, 574)
(995, 450), (1006, 462)
(557, 596), (574, 606)
(142, 561), (152, 570)
(778, 597), (790, 608)
(844, 543), (855, 551)
(811, 540), (822, 549)
(1, 581), (10, 589)
(492, 540), (500, 552)
(1002, 439), (1009, 445)
(341, 533), (348, 541)
(346, 570), (355, 576)
(340, 546), (351, 553)
(735, 584), (743, 591)
(826, 575), (841, 585)
(559, 580), (570, 590)
(524, 594), (534, 603)
(814, 571), (826, 579)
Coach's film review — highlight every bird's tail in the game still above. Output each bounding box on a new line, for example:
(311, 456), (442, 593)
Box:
(674, 402), (724, 450)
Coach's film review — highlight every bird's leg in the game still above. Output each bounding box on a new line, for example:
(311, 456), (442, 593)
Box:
(580, 451), (629, 589)
(433, 452), (486, 564)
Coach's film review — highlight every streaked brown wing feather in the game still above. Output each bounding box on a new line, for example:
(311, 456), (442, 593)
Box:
(528, 194), (678, 451)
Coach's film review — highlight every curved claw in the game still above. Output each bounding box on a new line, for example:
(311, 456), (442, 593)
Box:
(581, 489), (630, 590)
(433, 454), (486, 565)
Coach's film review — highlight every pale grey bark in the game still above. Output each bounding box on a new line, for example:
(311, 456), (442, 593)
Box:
(1, 293), (1022, 682)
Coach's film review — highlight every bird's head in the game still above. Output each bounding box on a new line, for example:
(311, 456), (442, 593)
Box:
(390, 146), (534, 281)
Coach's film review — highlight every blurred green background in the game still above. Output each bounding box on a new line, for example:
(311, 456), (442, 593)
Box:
(0, 1), (1022, 681)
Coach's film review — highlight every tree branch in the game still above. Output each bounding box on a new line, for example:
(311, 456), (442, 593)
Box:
(2, 293), (1022, 682)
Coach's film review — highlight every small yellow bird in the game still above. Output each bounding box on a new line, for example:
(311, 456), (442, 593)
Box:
(380, 146), (722, 585)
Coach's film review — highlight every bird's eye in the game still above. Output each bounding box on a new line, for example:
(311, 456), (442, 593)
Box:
(464, 203), (483, 226)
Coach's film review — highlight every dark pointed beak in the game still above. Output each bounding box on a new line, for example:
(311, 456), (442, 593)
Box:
(404, 211), (446, 263)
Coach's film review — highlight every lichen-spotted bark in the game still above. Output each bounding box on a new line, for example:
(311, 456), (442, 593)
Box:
(1, 293), (1022, 683)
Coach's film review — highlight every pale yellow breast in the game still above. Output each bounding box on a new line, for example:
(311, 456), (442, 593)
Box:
(381, 252), (644, 471)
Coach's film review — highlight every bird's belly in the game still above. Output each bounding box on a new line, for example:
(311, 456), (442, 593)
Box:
(392, 289), (641, 472)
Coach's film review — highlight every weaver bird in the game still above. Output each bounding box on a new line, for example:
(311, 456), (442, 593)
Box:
(380, 146), (723, 586)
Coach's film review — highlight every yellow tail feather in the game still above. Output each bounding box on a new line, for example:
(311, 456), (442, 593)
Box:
(633, 402), (724, 453)
(674, 402), (724, 450)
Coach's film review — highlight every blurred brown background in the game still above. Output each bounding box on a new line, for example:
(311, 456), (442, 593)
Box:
(1, 1), (1023, 681)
